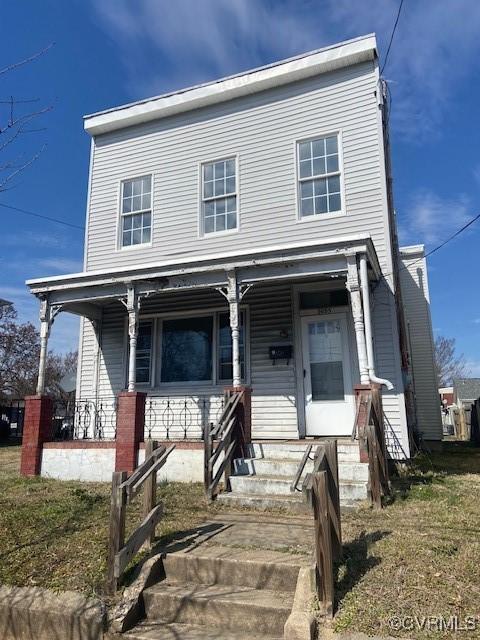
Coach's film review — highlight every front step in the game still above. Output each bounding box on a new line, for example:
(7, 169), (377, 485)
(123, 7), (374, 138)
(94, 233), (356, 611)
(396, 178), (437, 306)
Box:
(121, 621), (282, 639)
(245, 441), (361, 462)
(216, 491), (310, 514)
(229, 474), (368, 502)
(143, 582), (293, 637)
(163, 546), (305, 592)
(234, 457), (369, 482)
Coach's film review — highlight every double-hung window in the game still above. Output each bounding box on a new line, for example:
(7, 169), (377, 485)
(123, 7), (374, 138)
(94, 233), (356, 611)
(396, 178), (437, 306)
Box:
(133, 311), (247, 386)
(120, 175), (152, 247)
(201, 158), (237, 234)
(135, 322), (153, 384)
(298, 135), (342, 218)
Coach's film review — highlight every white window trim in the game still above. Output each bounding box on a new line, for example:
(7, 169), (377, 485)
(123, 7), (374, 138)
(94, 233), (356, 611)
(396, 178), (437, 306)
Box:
(294, 131), (346, 223)
(125, 306), (250, 389)
(198, 154), (240, 238)
(116, 173), (154, 251)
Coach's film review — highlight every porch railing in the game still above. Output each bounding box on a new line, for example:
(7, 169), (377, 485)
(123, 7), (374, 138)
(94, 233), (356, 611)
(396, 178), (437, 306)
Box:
(144, 394), (225, 441)
(52, 397), (118, 440)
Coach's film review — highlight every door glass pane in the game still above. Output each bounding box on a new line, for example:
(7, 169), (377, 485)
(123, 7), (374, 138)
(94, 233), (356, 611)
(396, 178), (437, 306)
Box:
(161, 316), (213, 382)
(308, 320), (344, 401)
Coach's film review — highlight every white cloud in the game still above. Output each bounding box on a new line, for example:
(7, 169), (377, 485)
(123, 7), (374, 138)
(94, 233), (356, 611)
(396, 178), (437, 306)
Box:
(473, 165), (480, 186)
(465, 360), (480, 377)
(38, 258), (83, 273)
(90, 0), (480, 137)
(400, 189), (471, 246)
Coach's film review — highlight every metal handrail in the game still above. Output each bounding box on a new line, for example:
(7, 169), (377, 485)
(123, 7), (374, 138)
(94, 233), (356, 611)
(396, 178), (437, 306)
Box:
(290, 444), (313, 492)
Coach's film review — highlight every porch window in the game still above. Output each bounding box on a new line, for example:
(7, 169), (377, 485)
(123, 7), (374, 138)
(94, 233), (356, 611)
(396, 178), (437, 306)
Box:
(161, 316), (213, 383)
(298, 135), (342, 217)
(120, 175), (152, 247)
(201, 158), (237, 234)
(218, 311), (245, 381)
(135, 322), (153, 384)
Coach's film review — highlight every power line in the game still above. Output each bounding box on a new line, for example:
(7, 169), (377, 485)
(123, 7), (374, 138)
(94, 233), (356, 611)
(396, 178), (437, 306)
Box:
(387, 212), (480, 279)
(381, 0), (405, 75)
(0, 202), (84, 230)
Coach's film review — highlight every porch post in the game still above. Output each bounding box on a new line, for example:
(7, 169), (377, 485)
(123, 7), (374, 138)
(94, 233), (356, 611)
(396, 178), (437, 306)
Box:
(36, 297), (51, 395)
(346, 255), (369, 385)
(226, 270), (242, 387)
(126, 284), (140, 392)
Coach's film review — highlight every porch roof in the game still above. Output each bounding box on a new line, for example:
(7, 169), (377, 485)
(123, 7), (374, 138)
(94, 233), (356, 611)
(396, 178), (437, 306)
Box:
(26, 234), (381, 313)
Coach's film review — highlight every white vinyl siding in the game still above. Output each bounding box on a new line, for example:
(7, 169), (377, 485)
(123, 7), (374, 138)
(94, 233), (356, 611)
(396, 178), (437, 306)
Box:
(85, 60), (390, 270)
(399, 247), (443, 441)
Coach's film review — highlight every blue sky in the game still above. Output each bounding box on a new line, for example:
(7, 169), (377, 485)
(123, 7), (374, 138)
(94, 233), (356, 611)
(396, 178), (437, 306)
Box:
(1, 0), (480, 373)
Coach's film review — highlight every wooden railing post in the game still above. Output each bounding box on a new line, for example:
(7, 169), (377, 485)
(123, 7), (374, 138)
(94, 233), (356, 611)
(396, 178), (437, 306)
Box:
(143, 439), (158, 549)
(204, 422), (213, 500)
(106, 470), (127, 594)
(312, 471), (334, 618)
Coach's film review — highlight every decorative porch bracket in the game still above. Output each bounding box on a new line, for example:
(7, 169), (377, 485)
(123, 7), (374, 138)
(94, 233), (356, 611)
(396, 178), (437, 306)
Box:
(345, 254), (369, 385)
(216, 270), (253, 387)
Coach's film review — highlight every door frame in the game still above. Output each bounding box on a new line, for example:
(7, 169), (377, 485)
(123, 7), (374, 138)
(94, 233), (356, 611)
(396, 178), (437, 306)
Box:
(293, 282), (359, 438)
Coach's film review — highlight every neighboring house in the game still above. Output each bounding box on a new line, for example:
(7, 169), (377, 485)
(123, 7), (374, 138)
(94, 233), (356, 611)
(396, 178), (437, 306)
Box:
(453, 378), (480, 409)
(25, 35), (441, 490)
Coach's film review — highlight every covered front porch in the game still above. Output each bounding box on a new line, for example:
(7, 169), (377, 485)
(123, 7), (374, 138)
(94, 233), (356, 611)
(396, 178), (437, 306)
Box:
(22, 235), (406, 479)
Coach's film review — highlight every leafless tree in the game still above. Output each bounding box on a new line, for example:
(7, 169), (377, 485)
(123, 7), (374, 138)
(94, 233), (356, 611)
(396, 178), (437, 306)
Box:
(0, 44), (53, 193)
(0, 303), (77, 401)
(434, 335), (468, 387)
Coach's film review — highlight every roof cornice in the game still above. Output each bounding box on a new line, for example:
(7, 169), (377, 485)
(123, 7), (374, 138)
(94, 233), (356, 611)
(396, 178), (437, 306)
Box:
(84, 34), (377, 136)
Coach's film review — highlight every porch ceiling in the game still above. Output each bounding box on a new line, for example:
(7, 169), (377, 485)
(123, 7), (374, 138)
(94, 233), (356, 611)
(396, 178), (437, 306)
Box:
(26, 235), (381, 312)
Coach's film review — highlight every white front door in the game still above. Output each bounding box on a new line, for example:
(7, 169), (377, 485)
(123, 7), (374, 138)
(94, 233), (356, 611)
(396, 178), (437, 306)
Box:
(301, 313), (354, 436)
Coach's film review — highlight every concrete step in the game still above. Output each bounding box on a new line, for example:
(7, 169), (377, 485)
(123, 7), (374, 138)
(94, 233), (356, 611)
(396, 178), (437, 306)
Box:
(234, 457), (368, 482)
(229, 474), (368, 502)
(120, 620), (282, 639)
(143, 582), (293, 637)
(216, 491), (310, 514)
(245, 442), (360, 463)
(163, 546), (304, 593)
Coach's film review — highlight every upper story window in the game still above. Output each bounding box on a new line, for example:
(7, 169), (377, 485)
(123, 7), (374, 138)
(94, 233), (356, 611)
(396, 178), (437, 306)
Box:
(201, 158), (237, 234)
(121, 175), (152, 247)
(298, 135), (342, 218)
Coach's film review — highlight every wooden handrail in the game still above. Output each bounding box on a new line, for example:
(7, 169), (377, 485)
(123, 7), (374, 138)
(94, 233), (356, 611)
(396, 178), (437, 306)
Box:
(301, 440), (342, 618)
(106, 439), (175, 593)
(204, 390), (244, 501)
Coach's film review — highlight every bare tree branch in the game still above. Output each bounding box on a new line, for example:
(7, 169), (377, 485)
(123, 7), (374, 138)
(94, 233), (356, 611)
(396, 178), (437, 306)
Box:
(0, 43), (54, 76)
(434, 335), (469, 387)
(0, 145), (46, 191)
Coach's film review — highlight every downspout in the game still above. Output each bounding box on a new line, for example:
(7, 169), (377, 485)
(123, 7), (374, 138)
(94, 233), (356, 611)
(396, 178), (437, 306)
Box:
(359, 254), (394, 390)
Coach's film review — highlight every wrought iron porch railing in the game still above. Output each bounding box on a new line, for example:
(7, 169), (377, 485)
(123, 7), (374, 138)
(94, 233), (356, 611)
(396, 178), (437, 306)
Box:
(52, 397), (118, 441)
(144, 394), (225, 441)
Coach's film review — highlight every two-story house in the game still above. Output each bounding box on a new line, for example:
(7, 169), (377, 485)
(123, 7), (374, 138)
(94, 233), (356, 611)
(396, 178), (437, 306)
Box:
(24, 35), (441, 499)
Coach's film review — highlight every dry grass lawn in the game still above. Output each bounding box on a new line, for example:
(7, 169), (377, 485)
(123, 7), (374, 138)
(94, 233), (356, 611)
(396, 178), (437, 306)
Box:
(0, 441), (479, 640)
(335, 442), (480, 639)
(0, 445), (210, 596)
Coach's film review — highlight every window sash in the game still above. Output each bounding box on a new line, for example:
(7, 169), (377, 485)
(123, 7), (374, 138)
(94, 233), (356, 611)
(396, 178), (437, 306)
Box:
(135, 321), (153, 384)
(120, 176), (152, 247)
(201, 158), (238, 234)
(129, 310), (248, 387)
(218, 311), (246, 382)
(298, 136), (342, 217)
